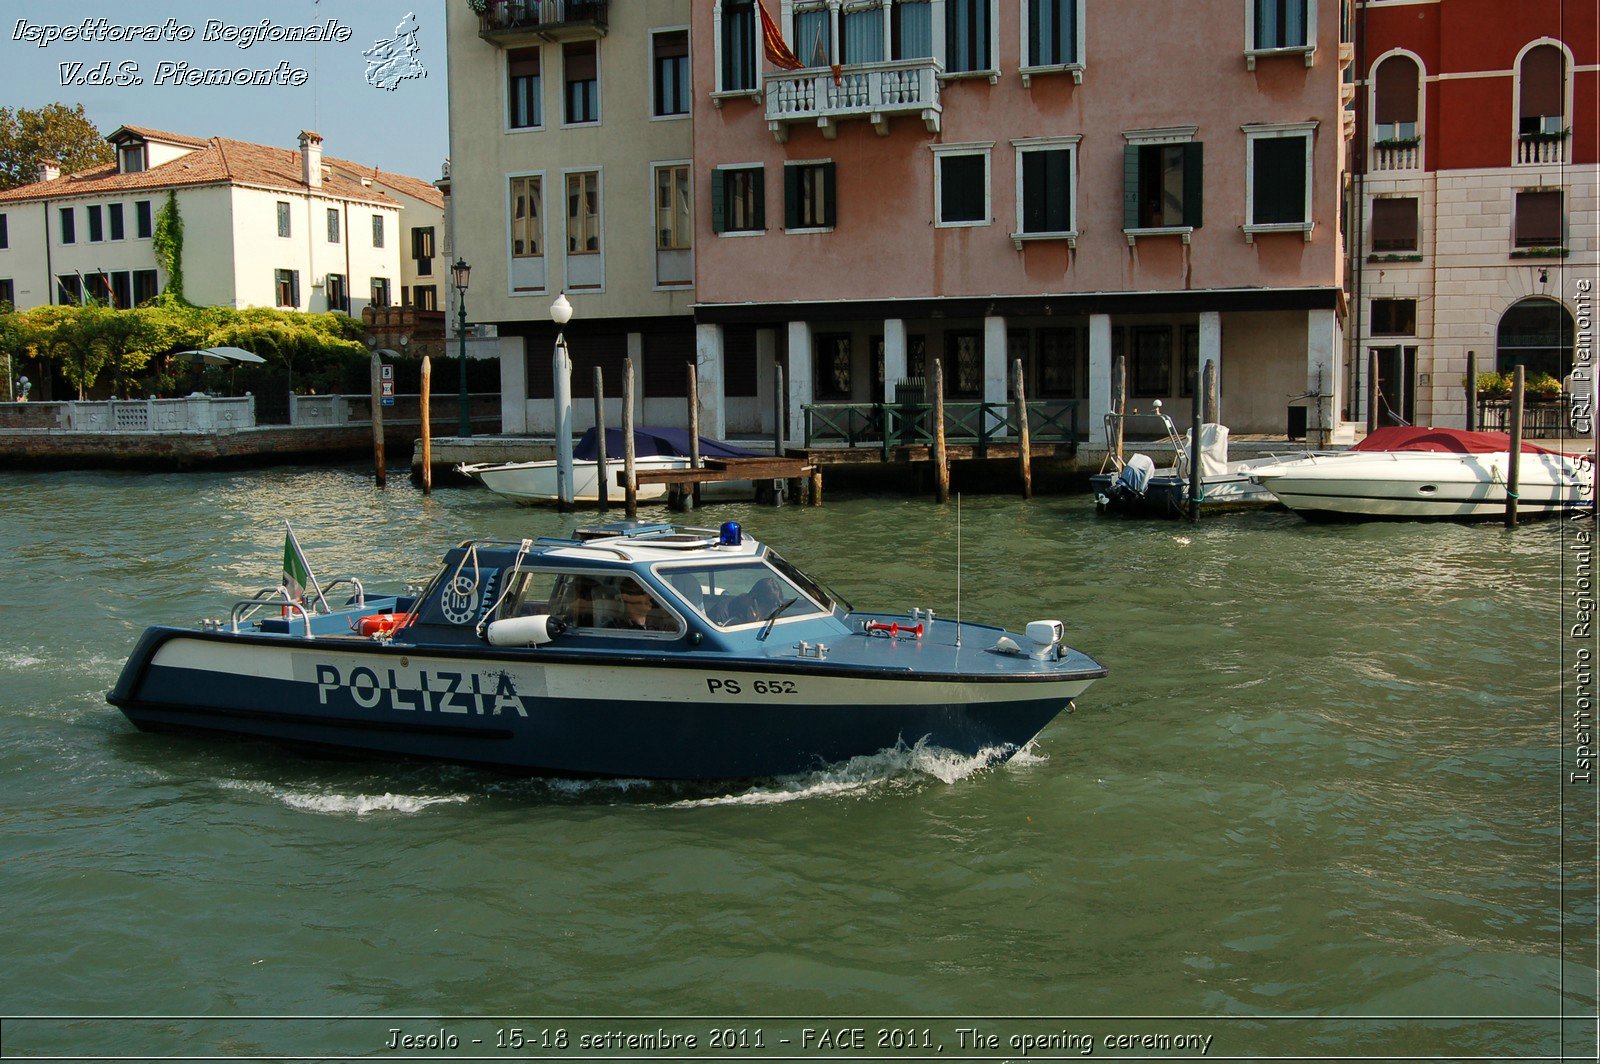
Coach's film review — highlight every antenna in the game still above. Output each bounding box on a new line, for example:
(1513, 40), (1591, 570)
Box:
(955, 493), (962, 649)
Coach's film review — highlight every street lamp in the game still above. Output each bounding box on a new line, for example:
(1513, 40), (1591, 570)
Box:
(551, 292), (574, 508)
(452, 257), (472, 438)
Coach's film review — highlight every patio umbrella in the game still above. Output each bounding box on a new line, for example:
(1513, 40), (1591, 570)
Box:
(205, 346), (267, 365)
(169, 347), (267, 395)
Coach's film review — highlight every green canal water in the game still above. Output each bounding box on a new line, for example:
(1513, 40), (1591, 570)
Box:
(0, 466), (1594, 1061)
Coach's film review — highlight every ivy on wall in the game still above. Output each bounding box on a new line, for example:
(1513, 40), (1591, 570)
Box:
(151, 190), (184, 303)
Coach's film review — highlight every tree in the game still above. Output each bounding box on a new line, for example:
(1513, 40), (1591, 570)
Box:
(0, 103), (114, 190)
(22, 304), (110, 398)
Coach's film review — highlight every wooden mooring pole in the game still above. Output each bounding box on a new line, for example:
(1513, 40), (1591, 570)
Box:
(623, 357), (638, 520)
(419, 355), (432, 494)
(1187, 365), (1204, 521)
(1112, 354), (1127, 464)
(594, 366), (609, 512)
(1506, 365), (1524, 529)
(933, 357), (950, 503)
(1466, 350), (1478, 432)
(369, 351), (386, 488)
(1013, 358), (1032, 499)
(687, 362), (701, 509)
(1367, 349), (1380, 435)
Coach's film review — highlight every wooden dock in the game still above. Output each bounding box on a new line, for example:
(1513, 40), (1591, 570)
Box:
(625, 456), (817, 509)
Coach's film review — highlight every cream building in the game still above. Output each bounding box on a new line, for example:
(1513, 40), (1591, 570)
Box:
(446, 0), (698, 434)
(0, 126), (444, 317)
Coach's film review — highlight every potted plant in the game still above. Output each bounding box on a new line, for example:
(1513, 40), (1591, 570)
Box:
(1467, 371), (1511, 400)
(1526, 373), (1563, 400)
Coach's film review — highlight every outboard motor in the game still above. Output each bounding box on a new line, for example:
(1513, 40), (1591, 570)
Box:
(1104, 453), (1156, 510)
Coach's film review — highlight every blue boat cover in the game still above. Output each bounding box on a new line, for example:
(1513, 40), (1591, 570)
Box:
(573, 427), (759, 462)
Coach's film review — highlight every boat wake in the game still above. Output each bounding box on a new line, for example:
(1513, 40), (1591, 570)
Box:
(218, 778), (470, 817)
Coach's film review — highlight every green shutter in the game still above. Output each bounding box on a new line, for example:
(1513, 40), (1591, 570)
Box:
(1046, 149), (1071, 231)
(821, 161), (837, 228)
(1182, 142), (1204, 229)
(752, 164), (766, 230)
(785, 165), (801, 230)
(1123, 145), (1141, 231)
(711, 169), (726, 233)
(1022, 152), (1045, 233)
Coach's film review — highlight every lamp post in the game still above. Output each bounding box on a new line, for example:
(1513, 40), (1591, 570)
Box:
(551, 292), (575, 509)
(451, 257), (472, 438)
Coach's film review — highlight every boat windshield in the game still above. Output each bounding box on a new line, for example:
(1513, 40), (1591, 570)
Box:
(655, 559), (829, 631)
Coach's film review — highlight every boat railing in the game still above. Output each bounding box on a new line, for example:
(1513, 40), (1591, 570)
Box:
(1102, 409), (1189, 476)
(319, 577), (366, 609)
(230, 592), (314, 638)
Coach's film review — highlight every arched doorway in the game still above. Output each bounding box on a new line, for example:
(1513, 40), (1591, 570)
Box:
(1497, 298), (1575, 380)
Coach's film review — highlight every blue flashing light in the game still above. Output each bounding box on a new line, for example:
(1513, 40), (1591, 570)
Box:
(719, 521), (742, 547)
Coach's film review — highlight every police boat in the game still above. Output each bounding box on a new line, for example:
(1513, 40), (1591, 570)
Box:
(108, 522), (1107, 780)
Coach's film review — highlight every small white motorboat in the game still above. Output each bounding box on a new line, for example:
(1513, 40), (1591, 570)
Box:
(1091, 406), (1296, 516)
(1248, 426), (1594, 521)
(458, 428), (758, 506)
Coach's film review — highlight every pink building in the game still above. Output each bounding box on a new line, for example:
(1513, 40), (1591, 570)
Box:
(690, 0), (1354, 445)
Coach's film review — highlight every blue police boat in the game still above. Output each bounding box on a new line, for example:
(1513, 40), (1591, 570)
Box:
(108, 522), (1107, 779)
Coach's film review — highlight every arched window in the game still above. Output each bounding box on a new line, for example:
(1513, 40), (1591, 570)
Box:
(1518, 44), (1566, 137)
(1373, 54), (1420, 142)
(1497, 298), (1574, 381)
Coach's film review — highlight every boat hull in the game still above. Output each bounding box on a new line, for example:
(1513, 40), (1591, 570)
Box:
(110, 630), (1098, 779)
(1253, 451), (1592, 520)
(464, 457), (752, 506)
(1090, 464), (1283, 517)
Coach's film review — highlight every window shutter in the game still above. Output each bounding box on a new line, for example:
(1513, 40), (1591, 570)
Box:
(821, 161), (837, 228)
(1046, 150), (1070, 231)
(711, 170), (726, 233)
(752, 165), (766, 229)
(1122, 145), (1140, 230)
(785, 165), (801, 230)
(1182, 142), (1204, 228)
(1022, 152), (1045, 232)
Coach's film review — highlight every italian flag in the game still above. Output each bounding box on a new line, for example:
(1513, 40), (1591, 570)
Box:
(281, 521), (323, 610)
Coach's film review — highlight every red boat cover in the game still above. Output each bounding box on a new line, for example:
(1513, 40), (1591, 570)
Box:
(1353, 426), (1558, 456)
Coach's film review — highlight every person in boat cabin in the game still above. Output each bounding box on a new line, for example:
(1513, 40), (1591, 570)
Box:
(610, 583), (669, 632)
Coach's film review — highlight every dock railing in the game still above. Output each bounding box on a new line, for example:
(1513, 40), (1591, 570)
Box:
(1475, 397), (1571, 438)
(804, 400), (1080, 457)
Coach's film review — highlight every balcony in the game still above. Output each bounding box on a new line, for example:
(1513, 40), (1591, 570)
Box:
(1372, 140), (1420, 172)
(476, 0), (607, 44)
(765, 58), (942, 142)
(1516, 133), (1568, 166)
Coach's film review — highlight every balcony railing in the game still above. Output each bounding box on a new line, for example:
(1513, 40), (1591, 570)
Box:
(765, 57), (942, 142)
(1516, 135), (1568, 166)
(476, 0), (607, 44)
(1372, 141), (1419, 172)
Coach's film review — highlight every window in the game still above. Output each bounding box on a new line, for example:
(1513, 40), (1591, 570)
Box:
(275, 269), (300, 308)
(108, 203), (124, 241)
(1373, 54), (1420, 142)
(945, 332), (983, 397)
(0, 279), (13, 307)
(1130, 326), (1172, 397)
(133, 269), (158, 304)
(0, 213), (7, 248)
(653, 31), (689, 117)
(324, 208), (339, 243)
(654, 560), (828, 632)
(496, 569), (686, 636)
(842, 4), (884, 64)
(372, 214), (385, 247)
(1025, 0), (1078, 68)
(1037, 328), (1080, 398)
(86, 271), (111, 304)
(1017, 144), (1075, 235)
(656, 165), (692, 249)
(893, 0), (933, 58)
(510, 175), (544, 258)
(326, 273), (348, 313)
(946, 0), (992, 73)
(56, 275), (82, 305)
(414, 285), (438, 311)
(935, 149), (988, 227)
(785, 161), (836, 230)
(87, 205), (103, 242)
(1124, 139), (1203, 231)
(1370, 299), (1416, 336)
(564, 41), (598, 124)
(1514, 190), (1563, 248)
(371, 277), (391, 307)
(712, 166), (765, 233)
(794, 4), (833, 67)
(508, 47), (542, 129)
(1253, 0), (1308, 50)
(1245, 127), (1313, 229)
(111, 271), (131, 309)
(1497, 298), (1574, 379)
(119, 143), (146, 174)
(814, 333), (852, 399)
(412, 226), (435, 275)
(1178, 325), (1201, 397)
(719, 0), (757, 92)
(565, 171), (600, 254)
(1370, 198), (1418, 252)
(276, 201), (291, 238)
(1518, 44), (1566, 138)
(135, 200), (152, 238)
(59, 207), (74, 244)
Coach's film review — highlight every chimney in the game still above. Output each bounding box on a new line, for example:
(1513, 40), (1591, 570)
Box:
(298, 130), (323, 190)
(37, 159), (60, 183)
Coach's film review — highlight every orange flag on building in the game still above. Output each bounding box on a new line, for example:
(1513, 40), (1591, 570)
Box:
(758, 0), (805, 71)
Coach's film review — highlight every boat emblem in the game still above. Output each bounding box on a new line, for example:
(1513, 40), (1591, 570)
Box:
(440, 576), (479, 625)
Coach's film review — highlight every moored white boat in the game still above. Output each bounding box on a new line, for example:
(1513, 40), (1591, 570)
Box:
(1248, 427), (1593, 520)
